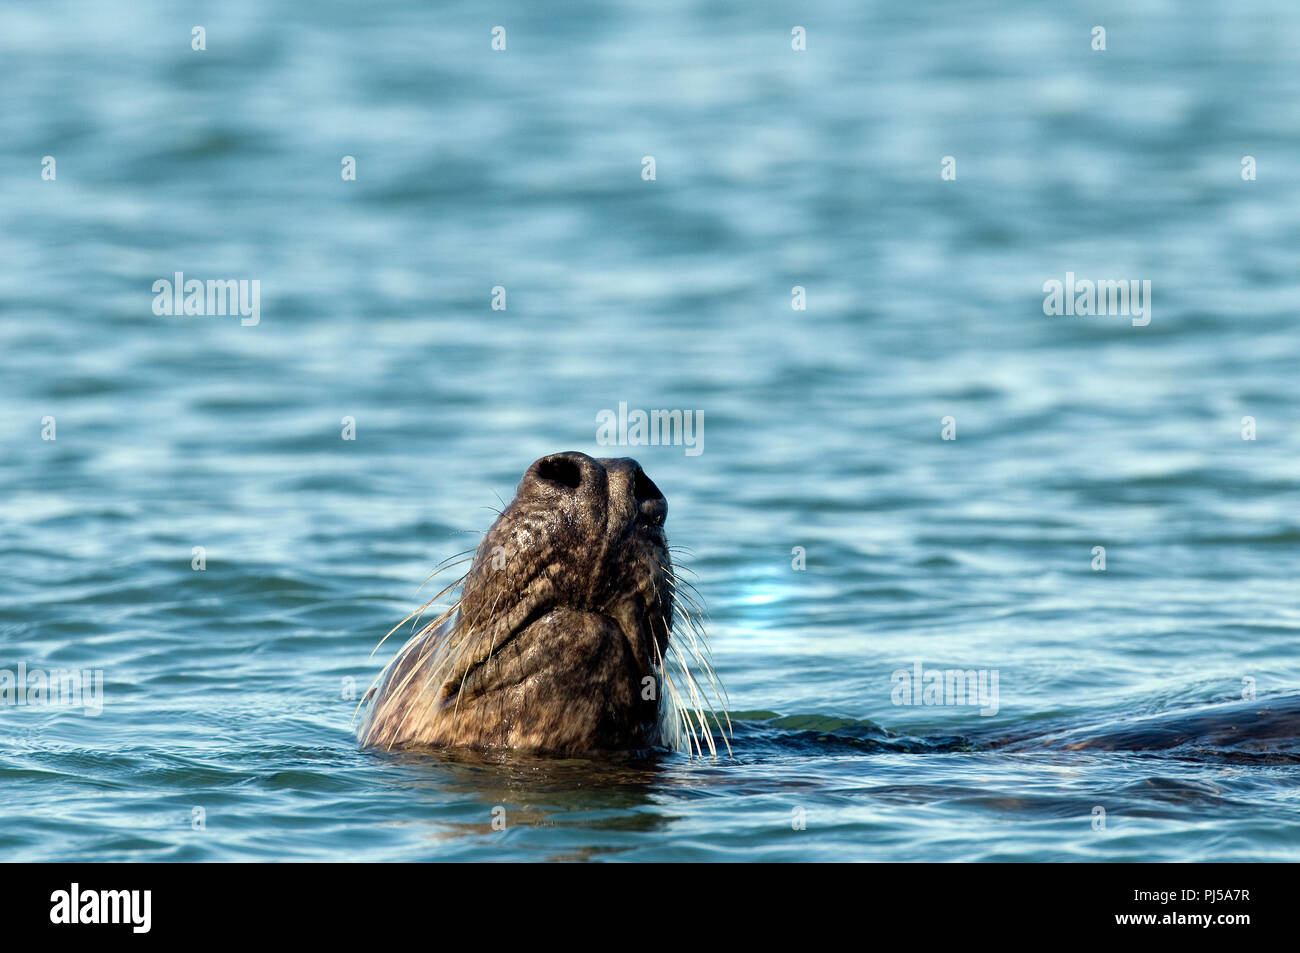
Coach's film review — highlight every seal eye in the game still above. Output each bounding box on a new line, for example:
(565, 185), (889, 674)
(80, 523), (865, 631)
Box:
(536, 455), (583, 490)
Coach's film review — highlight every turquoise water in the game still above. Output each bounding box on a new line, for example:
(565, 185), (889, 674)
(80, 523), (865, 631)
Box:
(3, 0), (1300, 861)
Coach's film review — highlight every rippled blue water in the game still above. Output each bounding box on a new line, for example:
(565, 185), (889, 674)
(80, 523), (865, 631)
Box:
(3, 0), (1299, 861)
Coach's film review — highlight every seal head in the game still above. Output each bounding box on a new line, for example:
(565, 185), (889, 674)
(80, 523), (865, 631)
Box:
(361, 451), (714, 755)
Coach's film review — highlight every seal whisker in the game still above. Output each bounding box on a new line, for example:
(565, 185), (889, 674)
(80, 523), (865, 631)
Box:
(354, 592), (459, 731)
(646, 581), (694, 756)
(665, 624), (730, 756)
(667, 647), (716, 757)
(384, 624), (454, 749)
(450, 588), (508, 721)
(656, 569), (731, 748)
(651, 566), (729, 757)
(659, 562), (709, 619)
(672, 633), (729, 732)
(663, 575), (720, 677)
(351, 627), (426, 728)
(646, 586), (720, 759)
(370, 572), (467, 659)
(674, 582), (709, 621)
(418, 550), (477, 588)
(655, 648), (703, 757)
(357, 582), (467, 732)
(366, 589), (470, 734)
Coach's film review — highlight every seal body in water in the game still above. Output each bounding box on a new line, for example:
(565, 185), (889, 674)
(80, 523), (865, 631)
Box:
(993, 694), (1300, 760)
(360, 451), (723, 756)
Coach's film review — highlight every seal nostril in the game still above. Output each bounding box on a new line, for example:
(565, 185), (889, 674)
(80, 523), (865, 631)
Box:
(536, 455), (583, 490)
(633, 468), (663, 503)
(632, 467), (667, 529)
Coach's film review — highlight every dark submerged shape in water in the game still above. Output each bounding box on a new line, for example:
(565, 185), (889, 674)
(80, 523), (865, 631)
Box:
(995, 693), (1300, 762)
(729, 695), (1300, 765)
(360, 452), (727, 756)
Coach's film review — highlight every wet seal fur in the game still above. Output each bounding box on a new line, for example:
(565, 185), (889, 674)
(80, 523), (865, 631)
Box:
(359, 452), (727, 757)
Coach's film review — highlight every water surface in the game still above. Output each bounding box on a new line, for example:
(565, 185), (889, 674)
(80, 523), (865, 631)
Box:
(2, 0), (1299, 861)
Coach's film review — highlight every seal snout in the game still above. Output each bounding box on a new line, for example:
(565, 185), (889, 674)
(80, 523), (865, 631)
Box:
(521, 450), (667, 533)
